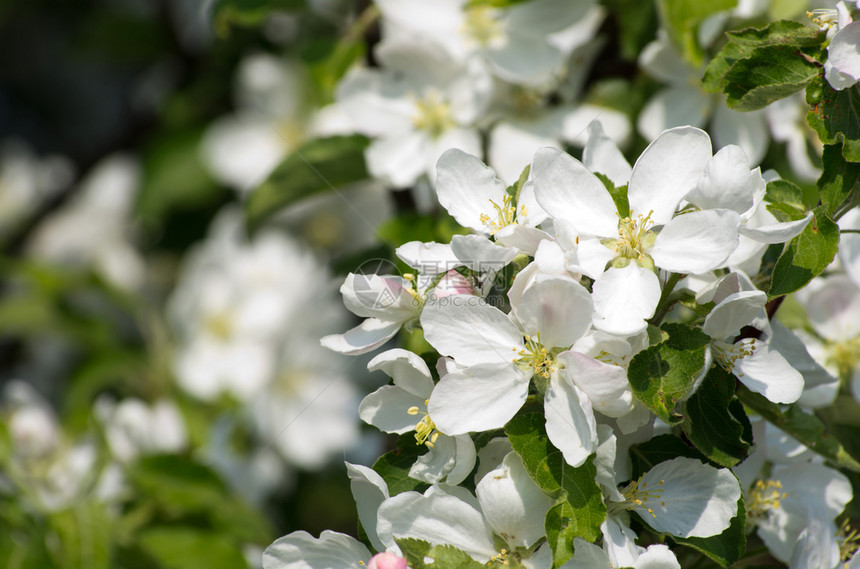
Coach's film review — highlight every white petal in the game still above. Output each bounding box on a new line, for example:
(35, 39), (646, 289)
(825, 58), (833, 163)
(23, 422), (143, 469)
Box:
(340, 273), (418, 321)
(636, 457), (740, 538)
(421, 297), (523, 366)
(702, 290), (767, 340)
(583, 120), (632, 187)
(428, 363), (530, 434)
(628, 126), (712, 225)
(359, 386), (424, 434)
(395, 241), (458, 273)
(827, 21), (860, 89)
(651, 209), (741, 274)
(739, 212), (812, 244)
(262, 530), (371, 569)
(687, 145), (764, 216)
(544, 373), (597, 467)
(368, 348), (435, 397)
(516, 276), (593, 349)
(734, 340), (803, 404)
(789, 517), (840, 569)
(602, 516), (644, 569)
(376, 490), (496, 561)
(769, 321), (838, 408)
(435, 148), (508, 232)
(426, 127), (483, 186)
(633, 544), (681, 569)
(476, 452), (554, 549)
(559, 351), (633, 418)
(532, 147), (619, 238)
(450, 234), (518, 271)
(447, 435), (478, 485)
(346, 463), (389, 553)
(494, 225), (553, 256)
(366, 131), (429, 188)
(563, 538), (610, 569)
(805, 275), (860, 342)
(592, 265), (661, 336)
(488, 120), (559, 186)
(409, 435), (457, 484)
(320, 318), (402, 356)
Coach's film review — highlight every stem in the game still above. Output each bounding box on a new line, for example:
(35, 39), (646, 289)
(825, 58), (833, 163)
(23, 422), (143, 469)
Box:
(649, 272), (686, 326)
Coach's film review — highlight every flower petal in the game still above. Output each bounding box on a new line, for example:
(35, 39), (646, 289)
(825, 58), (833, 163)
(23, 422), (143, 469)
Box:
(532, 147), (619, 238)
(359, 385), (424, 434)
(651, 209), (741, 274)
(263, 530), (371, 569)
(592, 264), (661, 336)
(734, 340), (803, 404)
(435, 148), (507, 232)
(558, 351), (633, 418)
(544, 373), (597, 467)
(702, 290), (766, 340)
(516, 276), (593, 349)
(346, 463), (389, 552)
(320, 318), (402, 356)
(368, 348), (435, 397)
(628, 126), (712, 225)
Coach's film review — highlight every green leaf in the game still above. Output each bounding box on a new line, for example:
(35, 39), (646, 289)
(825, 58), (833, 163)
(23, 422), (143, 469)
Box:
(657, 0), (737, 66)
(737, 384), (860, 472)
(594, 172), (629, 219)
(137, 527), (247, 569)
(768, 206), (839, 298)
(627, 323), (710, 425)
(703, 20), (823, 94)
(49, 502), (112, 569)
(681, 367), (752, 467)
(212, 0), (304, 37)
(818, 143), (860, 218)
(764, 179), (808, 222)
(808, 79), (860, 162)
(372, 433), (431, 496)
(396, 538), (432, 569)
(505, 412), (605, 566)
(722, 45), (821, 111)
(394, 538), (485, 569)
(671, 495), (747, 567)
(128, 455), (238, 516)
(244, 135), (370, 234)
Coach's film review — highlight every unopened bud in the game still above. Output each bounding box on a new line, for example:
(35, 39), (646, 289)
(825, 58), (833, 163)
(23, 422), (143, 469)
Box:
(367, 552), (408, 569)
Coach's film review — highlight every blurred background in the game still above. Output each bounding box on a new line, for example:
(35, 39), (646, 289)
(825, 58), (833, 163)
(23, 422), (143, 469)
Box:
(0, 0), (830, 567)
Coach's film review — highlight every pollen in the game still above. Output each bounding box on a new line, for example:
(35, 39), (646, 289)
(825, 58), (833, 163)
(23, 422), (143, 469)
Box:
(479, 194), (526, 235)
(826, 336), (860, 377)
(489, 549), (510, 566)
(516, 333), (555, 379)
(621, 475), (666, 518)
(713, 339), (757, 377)
(461, 6), (503, 47)
(838, 518), (860, 563)
(603, 210), (657, 269)
(408, 400), (441, 448)
(412, 91), (455, 138)
(747, 479), (786, 519)
(807, 9), (839, 30)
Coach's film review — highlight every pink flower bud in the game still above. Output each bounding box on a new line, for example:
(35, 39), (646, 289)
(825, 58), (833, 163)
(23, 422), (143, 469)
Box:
(367, 552), (407, 569)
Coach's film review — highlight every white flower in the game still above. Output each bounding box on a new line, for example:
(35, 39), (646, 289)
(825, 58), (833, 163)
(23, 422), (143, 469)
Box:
(534, 126), (742, 335)
(376, 453), (553, 567)
(421, 276), (602, 465)
(263, 530), (375, 569)
(562, 538), (681, 569)
(359, 348), (476, 485)
(95, 397), (187, 463)
(702, 289), (803, 404)
(822, 2), (860, 90)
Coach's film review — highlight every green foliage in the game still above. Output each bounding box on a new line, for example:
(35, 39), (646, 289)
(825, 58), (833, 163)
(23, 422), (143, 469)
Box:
(594, 172), (630, 219)
(212, 0), (304, 37)
(505, 412), (605, 566)
(681, 367), (752, 467)
(807, 78), (860, 162)
(818, 143), (860, 218)
(244, 135), (370, 234)
(702, 20), (824, 111)
(396, 538), (484, 569)
(49, 502), (112, 569)
(764, 179), (809, 222)
(372, 433), (431, 496)
(137, 527), (248, 569)
(737, 385), (860, 472)
(768, 206), (839, 298)
(604, 0), (659, 61)
(656, 0), (737, 66)
(627, 323), (711, 425)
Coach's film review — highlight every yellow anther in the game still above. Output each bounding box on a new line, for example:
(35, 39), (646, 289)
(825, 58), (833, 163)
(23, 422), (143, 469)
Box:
(621, 475), (666, 518)
(748, 479), (785, 519)
(412, 92), (455, 138)
(481, 195), (522, 235)
(408, 400), (442, 448)
(603, 210), (657, 269)
(516, 333), (555, 379)
(461, 6), (503, 47)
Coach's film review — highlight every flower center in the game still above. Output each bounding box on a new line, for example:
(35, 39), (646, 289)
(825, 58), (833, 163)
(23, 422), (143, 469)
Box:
(712, 339), (757, 378)
(602, 211), (657, 269)
(407, 401), (441, 448)
(619, 475), (665, 518)
(807, 9), (839, 30)
(479, 195), (527, 235)
(826, 336), (860, 377)
(412, 92), (455, 138)
(514, 334), (555, 379)
(838, 519), (860, 563)
(204, 312), (234, 341)
(747, 479), (785, 520)
(462, 6), (503, 47)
